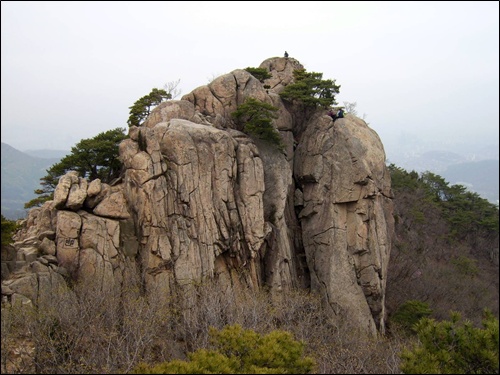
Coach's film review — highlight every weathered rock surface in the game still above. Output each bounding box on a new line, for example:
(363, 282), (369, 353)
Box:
(2, 57), (394, 337)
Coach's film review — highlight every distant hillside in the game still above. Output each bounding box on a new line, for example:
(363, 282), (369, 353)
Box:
(441, 159), (499, 204)
(1, 143), (62, 220)
(387, 150), (467, 174)
(387, 148), (499, 205)
(23, 148), (69, 159)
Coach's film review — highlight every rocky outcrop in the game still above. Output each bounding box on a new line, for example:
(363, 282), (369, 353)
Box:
(2, 57), (394, 337)
(295, 113), (393, 334)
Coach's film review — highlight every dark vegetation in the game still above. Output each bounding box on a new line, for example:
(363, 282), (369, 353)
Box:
(279, 68), (340, 109)
(231, 97), (284, 150)
(133, 324), (316, 374)
(23, 128), (127, 209)
(386, 164), (499, 327)
(400, 310), (498, 374)
(244, 67), (272, 83)
(278, 67), (341, 135)
(1, 215), (19, 248)
(127, 88), (171, 127)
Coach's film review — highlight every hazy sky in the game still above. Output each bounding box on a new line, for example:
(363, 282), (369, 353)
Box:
(2, 1), (499, 160)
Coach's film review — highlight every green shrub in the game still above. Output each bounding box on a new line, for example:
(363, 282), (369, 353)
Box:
(231, 98), (284, 151)
(451, 255), (479, 277)
(279, 68), (340, 109)
(1, 215), (19, 246)
(391, 300), (433, 333)
(133, 324), (316, 374)
(400, 310), (499, 374)
(244, 67), (272, 83)
(128, 88), (171, 127)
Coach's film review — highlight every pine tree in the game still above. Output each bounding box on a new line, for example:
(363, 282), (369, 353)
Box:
(400, 310), (499, 374)
(133, 324), (316, 374)
(279, 68), (340, 109)
(231, 97), (284, 151)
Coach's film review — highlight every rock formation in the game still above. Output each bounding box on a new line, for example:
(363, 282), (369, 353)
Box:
(1, 57), (394, 337)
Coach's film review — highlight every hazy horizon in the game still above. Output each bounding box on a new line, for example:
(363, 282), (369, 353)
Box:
(2, 1), (499, 164)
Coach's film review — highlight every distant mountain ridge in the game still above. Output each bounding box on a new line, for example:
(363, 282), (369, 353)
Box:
(23, 148), (69, 159)
(387, 148), (499, 205)
(441, 159), (499, 204)
(1, 143), (65, 220)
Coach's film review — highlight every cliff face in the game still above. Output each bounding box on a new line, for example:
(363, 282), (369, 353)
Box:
(2, 57), (394, 337)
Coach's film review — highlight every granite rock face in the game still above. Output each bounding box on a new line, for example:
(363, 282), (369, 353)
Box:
(2, 57), (394, 337)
